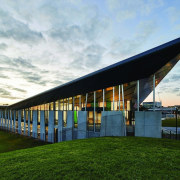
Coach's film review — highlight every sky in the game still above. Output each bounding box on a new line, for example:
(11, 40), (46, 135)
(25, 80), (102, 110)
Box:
(0, 0), (180, 106)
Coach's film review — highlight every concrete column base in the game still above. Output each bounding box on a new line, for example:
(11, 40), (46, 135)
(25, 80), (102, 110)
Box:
(48, 111), (54, 143)
(100, 111), (125, 137)
(66, 111), (74, 141)
(58, 111), (63, 142)
(135, 111), (161, 138)
(77, 111), (87, 139)
(40, 111), (46, 141)
(32, 111), (38, 138)
(18, 110), (21, 134)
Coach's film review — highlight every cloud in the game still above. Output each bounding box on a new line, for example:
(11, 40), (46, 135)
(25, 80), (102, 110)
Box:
(108, 20), (157, 58)
(0, 43), (7, 50)
(0, 10), (44, 45)
(106, 0), (164, 21)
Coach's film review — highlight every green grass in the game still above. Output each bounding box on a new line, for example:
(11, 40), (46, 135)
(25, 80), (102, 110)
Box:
(0, 136), (180, 180)
(162, 118), (180, 127)
(0, 130), (48, 153)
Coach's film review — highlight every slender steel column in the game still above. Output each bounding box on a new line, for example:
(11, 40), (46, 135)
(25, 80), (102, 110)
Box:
(94, 91), (96, 132)
(73, 97), (75, 111)
(113, 87), (115, 111)
(79, 95), (81, 111)
(137, 80), (139, 112)
(119, 85), (121, 111)
(153, 74), (155, 111)
(63, 99), (64, 111)
(103, 89), (105, 111)
(58, 100), (60, 110)
(68, 98), (69, 111)
(122, 85), (126, 136)
(85, 93), (88, 111)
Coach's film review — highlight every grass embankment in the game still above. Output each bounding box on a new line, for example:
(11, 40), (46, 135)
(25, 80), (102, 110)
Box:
(0, 130), (48, 153)
(162, 118), (180, 127)
(0, 137), (180, 179)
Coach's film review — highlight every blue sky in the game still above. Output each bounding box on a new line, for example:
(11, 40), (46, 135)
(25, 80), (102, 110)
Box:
(0, 0), (179, 106)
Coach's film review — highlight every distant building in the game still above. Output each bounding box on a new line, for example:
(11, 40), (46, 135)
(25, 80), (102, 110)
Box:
(143, 102), (162, 109)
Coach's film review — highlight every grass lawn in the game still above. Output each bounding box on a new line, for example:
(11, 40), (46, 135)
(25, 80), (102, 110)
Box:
(0, 130), (48, 153)
(0, 136), (180, 179)
(162, 118), (180, 127)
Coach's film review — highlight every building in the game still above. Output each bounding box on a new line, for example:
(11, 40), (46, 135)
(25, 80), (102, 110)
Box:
(142, 102), (162, 109)
(0, 38), (180, 142)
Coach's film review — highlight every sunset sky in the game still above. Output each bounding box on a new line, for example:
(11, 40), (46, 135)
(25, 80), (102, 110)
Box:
(0, 0), (180, 106)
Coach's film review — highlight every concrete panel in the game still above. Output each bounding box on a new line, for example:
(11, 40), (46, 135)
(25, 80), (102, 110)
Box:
(40, 111), (46, 141)
(66, 111), (74, 141)
(24, 110), (26, 135)
(58, 111), (63, 142)
(10, 111), (13, 131)
(135, 111), (161, 138)
(77, 111), (87, 139)
(100, 111), (125, 137)
(18, 110), (21, 134)
(28, 111), (31, 136)
(48, 111), (54, 143)
(135, 111), (145, 137)
(32, 110), (38, 138)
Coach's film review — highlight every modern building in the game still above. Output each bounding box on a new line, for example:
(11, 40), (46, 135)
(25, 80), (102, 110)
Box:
(0, 38), (180, 142)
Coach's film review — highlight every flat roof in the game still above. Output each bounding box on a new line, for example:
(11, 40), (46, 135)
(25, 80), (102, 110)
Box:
(9, 38), (180, 109)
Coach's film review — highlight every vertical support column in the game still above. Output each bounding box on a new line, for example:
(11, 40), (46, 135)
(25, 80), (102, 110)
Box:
(58, 110), (63, 142)
(153, 74), (155, 111)
(122, 85), (126, 136)
(68, 98), (69, 111)
(94, 91), (96, 132)
(48, 110), (54, 143)
(113, 87), (115, 111)
(40, 110), (45, 141)
(79, 95), (81, 111)
(103, 89), (105, 111)
(10, 110), (12, 131)
(119, 85), (121, 111)
(24, 110), (26, 135)
(137, 80), (139, 112)
(85, 93), (88, 111)
(32, 110), (38, 138)
(28, 110), (31, 136)
(18, 110), (21, 134)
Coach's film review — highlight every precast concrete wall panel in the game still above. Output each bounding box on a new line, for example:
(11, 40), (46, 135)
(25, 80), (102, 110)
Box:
(32, 110), (38, 138)
(66, 111), (74, 141)
(28, 111), (31, 136)
(58, 111), (63, 142)
(40, 111), (46, 141)
(48, 111), (54, 143)
(100, 111), (125, 137)
(77, 111), (87, 139)
(135, 111), (161, 138)
(24, 110), (26, 135)
(18, 110), (21, 134)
